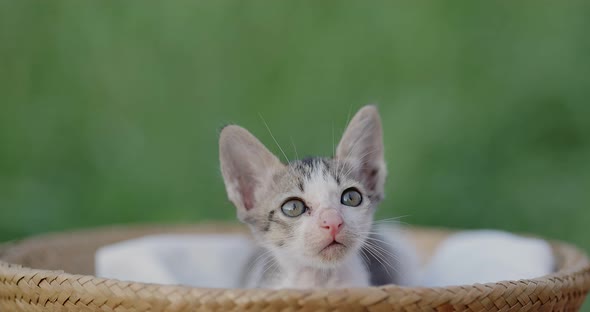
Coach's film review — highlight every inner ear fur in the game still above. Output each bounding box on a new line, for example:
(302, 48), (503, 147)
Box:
(219, 125), (284, 215)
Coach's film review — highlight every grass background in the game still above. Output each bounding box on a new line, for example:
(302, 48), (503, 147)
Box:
(0, 2), (589, 307)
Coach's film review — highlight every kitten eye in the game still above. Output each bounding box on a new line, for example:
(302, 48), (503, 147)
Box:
(341, 188), (362, 207)
(281, 199), (307, 217)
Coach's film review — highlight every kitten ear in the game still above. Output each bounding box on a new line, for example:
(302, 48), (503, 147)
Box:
(219, 125), (284, 215)
(336, 105), (387, 201)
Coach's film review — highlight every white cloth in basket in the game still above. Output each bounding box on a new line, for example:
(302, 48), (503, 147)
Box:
(95, 234), (256, 288)
(420, 230), (555, 286)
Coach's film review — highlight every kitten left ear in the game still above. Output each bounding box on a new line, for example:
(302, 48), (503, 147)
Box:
(336, 105), (387, 201)
(219, 125), (284, 219)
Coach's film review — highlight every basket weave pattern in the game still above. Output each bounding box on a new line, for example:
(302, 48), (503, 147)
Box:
(1, 225), (589, 311)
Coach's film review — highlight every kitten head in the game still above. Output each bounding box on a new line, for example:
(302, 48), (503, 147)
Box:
(219, 105), (386, 268)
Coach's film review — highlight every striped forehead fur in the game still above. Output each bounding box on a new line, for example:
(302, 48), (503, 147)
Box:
(289, 157), (345, 190)
(286, 156), (384, 203)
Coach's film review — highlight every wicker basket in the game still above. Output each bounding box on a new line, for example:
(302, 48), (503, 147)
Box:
(0, 224), (588, 311)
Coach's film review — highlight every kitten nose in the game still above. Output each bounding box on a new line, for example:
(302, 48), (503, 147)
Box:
(319, 209), (344, 238)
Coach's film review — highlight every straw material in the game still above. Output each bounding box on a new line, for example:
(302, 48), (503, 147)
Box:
(0, 224), (588, 311)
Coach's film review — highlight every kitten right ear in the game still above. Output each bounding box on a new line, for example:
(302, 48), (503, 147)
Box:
(219, 125), (283, 216)
(336, 105), (386, 202)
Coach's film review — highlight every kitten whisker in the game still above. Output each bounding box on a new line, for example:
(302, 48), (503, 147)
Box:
(333, 103), (355, 179)
(363, 240), (399, 272)
(290, 136), (300, 161)
(259, 113), (289, 163)
(245, 250), (275, 284)
(268, 261), (281, 282)
(246, 249), (272, 272)
(344, 103), (354, 131)
(363, 239), (401, 262)
(372, 220), (410, 227)
(358, 246), (372, 271)
(376, 215), (410, 221)
(351, 231), (402, 262)
(361, 242), (396, 278)
(332, 121), (336, 158)
(260, 256), (279, 280)
(372, 215), (411, 225)
(356, 231), (404, 252)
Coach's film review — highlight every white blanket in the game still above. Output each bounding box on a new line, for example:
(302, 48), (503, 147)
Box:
(95, 234), (256, 288)
(420, 230), (554, 286)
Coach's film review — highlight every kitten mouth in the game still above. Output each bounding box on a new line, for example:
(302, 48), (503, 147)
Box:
(320, 241), (346, 253)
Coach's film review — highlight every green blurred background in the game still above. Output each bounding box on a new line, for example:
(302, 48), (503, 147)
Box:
(0, 0), (589, 301)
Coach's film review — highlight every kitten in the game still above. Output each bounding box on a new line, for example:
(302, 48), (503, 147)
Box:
(219, 105), (398, 288)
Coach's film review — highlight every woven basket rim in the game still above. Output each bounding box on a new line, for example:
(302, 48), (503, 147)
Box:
(1, 223), (589, 311)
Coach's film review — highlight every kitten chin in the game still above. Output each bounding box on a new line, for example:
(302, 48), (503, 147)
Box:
(243, 244), (371, 289)
(304, 237), (367, 269)
(278, 242), (354, 269)
(318, 241), (347, 261)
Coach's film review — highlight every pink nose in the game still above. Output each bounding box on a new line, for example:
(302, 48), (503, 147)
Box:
(319, 209), (344, 238)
